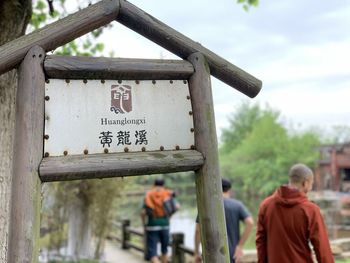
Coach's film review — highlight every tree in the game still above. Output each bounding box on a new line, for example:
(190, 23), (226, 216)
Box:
(220, 103), (320, 204)
(0, 1), (32, 261)
(220, 101), (274, 153)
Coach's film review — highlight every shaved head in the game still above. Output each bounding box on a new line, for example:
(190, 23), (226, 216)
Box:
(288, 163), (313, 184)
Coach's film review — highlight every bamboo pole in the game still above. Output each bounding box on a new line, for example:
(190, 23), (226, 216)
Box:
(188, 52), (230, 263)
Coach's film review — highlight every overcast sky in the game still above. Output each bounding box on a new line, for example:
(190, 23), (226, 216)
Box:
(96, 0), (350, 138)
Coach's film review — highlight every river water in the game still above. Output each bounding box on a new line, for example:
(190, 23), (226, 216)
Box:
(169, 211), (196, 249)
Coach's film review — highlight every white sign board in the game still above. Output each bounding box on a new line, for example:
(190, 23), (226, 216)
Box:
(44, 79), (194, 156)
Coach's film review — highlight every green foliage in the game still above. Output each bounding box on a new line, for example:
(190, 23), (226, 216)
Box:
(39, 224), (68, 252)
(220, 102), (320, 200)
(30, 0), (107, 57)
(220, 102), (274, 153)
(335, 260), (350, 263)
(88, 178), (125, 258)
(237, 0), (259, 11)
(41, 178), (126, 258)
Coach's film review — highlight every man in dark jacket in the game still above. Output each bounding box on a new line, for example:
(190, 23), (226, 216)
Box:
(256, 163), (334, 263)
(195, 178), (254, 263)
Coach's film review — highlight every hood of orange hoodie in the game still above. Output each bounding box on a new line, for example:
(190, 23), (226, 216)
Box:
(274, 185), (308, 207)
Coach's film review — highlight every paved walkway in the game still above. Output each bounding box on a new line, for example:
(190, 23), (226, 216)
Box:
(103, 241), (257, 263)
(104, 241), (145, 263)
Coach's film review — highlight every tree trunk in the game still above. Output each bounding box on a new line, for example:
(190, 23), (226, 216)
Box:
(67, 193), (92, 260)
(0, 1), (32, 261)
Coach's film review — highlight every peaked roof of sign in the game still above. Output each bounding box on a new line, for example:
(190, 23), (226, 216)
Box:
(0, 0), (261, 98)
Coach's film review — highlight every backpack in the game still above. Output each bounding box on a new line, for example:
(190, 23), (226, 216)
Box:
(144, 188), (178, 218)
(163, 195), (178, 217)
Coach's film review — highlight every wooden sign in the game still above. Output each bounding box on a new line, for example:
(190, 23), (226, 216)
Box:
(44, 79), (194, 156)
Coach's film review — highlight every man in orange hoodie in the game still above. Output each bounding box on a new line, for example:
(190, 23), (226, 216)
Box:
(256, 163), (334, 263)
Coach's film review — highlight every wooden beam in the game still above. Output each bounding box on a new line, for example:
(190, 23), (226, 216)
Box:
(7, 46), (45, 262)
(44, 55), (194, 80)
(0, 0), (119, 76)
(116, 0), (262, 98)
(188, 52), (230, 263)
(39, 150), (203, 182)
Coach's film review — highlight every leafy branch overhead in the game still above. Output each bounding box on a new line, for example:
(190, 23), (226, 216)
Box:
(237, 0), (259, 11)
(30, 0), (110, 57)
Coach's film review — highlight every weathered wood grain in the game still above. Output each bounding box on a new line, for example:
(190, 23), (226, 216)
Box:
(39, 150), (203, 182)
(7, 46), (45, 263)
(44, 55), (194, 80)
(117, 0), (262, 98)
(0, 0), (119, 76)
(188, 52), (230, 263)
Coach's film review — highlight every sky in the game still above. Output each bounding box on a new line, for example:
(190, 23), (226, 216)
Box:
(79, 0), (350, 138)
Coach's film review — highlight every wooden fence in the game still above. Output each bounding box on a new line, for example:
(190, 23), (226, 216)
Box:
(109, 219), (194, 262)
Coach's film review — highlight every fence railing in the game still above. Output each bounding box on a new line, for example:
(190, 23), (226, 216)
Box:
(109, 219), (194, 262)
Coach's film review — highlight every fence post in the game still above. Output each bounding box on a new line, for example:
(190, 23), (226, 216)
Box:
(144, 229), (150, 260)
(171, 233), (185, 263)
(122, 219), (130, 249)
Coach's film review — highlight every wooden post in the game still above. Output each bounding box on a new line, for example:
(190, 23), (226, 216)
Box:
(143, 230), (149, 260)
(188, 52), (230, 263)
(7, 46), (45, 262)
(171, 233), (185, 263)
(121, 219), (131, 249)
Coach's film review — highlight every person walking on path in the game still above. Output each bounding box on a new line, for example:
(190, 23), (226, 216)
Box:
(256, 163), (334, 263)
(194, 178), (254, 263)
(141, 178), (179, 263)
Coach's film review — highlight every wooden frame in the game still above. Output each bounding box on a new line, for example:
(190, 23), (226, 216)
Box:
(44, 55), (194, 80)
(116, 0), (261, 98)
(39, 150), (204, 182)
(39, 54), (229, 262)
(0, 0), (261, 98)
(0, 1), (263, 262)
